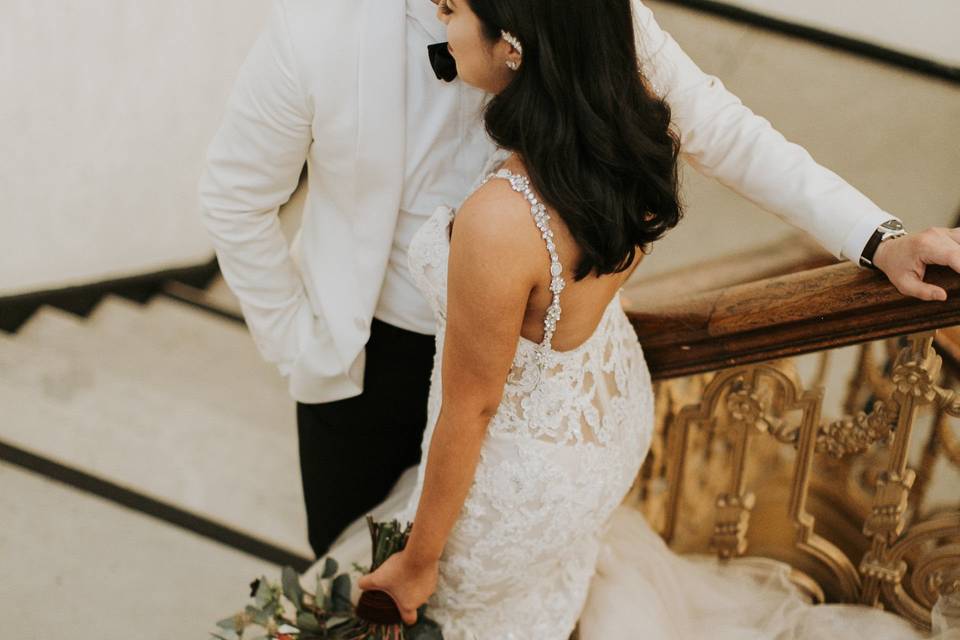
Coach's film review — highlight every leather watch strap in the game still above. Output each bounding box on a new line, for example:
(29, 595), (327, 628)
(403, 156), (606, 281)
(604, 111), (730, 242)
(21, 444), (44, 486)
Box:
(859, 219), (906, 269)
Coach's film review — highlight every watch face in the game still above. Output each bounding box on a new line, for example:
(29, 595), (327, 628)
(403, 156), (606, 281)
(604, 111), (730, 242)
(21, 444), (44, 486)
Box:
(880, 220), (904, 231)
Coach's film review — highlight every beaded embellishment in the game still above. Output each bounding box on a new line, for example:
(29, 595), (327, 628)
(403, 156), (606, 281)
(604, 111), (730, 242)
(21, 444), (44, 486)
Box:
(481, 168), (566, 372)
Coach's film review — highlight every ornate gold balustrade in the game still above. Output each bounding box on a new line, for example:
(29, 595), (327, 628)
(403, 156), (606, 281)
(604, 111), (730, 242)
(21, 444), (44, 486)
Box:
(623, 257), (960, 633)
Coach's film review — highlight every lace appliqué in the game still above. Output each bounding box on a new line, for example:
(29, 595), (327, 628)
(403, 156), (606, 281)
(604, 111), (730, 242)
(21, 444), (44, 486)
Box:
(407, 204), (455, 322)
(489, 296), (649, 447)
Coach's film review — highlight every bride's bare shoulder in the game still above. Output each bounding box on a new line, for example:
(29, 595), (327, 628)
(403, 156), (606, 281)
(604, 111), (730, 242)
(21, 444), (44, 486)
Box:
(459, 156), (539, 228)
(452, 170), (545, 276)
(458, 175), (540, 234)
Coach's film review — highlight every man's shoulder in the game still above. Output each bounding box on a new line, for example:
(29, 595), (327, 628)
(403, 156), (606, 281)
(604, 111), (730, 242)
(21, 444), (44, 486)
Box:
(277, 0), (360, 49)
(280, 0), (354, 19)
(273, 0), (363, 88)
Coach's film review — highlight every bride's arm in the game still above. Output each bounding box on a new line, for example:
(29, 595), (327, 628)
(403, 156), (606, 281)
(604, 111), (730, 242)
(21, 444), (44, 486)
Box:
(403, 187), (541, 568)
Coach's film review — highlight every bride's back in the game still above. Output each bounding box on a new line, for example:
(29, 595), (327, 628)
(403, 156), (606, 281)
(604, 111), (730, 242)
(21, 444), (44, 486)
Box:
(479, 156), (645, 353)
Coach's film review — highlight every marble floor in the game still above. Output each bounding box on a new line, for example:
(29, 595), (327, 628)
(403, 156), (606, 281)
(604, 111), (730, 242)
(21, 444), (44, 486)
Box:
(2, 3), (959, 639)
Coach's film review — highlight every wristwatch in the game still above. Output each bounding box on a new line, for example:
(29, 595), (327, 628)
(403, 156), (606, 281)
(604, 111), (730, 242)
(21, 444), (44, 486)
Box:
(859, 219), (907, 269)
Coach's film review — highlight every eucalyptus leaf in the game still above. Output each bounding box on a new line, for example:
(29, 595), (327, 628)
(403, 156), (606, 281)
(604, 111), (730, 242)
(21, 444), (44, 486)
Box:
(315, 571), (325, 606)
(330, 574), (352, 614)
(244, 604), (271, 627)
(406, 616), (444, 640)
(281, 566), (305, 610)
(321, 556), (338, 579)
(296, 611), (324, 633)
(215, 616), (238, 631)
(254, 576), (272, 608)
(326, 615), (351, 627)
(326, 617), (364, 639)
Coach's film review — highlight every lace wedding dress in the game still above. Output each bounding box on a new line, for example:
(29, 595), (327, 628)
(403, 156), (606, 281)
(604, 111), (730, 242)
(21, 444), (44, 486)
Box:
(309, 166), (958, 640)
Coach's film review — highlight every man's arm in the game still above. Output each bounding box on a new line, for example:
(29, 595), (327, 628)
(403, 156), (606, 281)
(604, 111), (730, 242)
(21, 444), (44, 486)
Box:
(631, 0), (899, 264)
(198, 0), (314, 376)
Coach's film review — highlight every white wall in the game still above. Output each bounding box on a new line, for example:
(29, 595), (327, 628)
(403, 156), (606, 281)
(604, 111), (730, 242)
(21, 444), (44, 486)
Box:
(721, 0), (960, 67)
(1, 1), (271, 295)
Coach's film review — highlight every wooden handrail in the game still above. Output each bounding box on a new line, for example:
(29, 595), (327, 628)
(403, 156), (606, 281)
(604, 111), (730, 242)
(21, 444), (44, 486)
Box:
(627, 263), (960, 380)
(623, 232), (835, 302)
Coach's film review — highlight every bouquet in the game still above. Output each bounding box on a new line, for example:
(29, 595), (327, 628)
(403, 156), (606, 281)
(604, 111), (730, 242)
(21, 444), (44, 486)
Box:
(211, 517), (443, 640)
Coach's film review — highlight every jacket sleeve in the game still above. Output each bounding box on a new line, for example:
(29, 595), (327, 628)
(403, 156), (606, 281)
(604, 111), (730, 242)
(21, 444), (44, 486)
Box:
(631, 0), (900, 264)
(198, 0), (314, 376)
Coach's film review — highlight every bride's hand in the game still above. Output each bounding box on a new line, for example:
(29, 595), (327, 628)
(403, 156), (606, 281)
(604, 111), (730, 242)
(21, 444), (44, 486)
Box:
(356, 549), (439, 626)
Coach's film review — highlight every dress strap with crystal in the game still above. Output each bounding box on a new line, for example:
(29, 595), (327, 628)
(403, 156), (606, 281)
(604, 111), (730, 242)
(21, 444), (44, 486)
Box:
(480, 168), (565, 366)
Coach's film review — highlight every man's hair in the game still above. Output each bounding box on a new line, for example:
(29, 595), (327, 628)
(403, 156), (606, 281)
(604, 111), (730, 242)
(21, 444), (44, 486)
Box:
(471, 0), (683, 281)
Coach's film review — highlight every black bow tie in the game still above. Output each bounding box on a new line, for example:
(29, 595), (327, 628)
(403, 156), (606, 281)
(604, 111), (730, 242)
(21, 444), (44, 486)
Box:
(427, 42), (457, 82)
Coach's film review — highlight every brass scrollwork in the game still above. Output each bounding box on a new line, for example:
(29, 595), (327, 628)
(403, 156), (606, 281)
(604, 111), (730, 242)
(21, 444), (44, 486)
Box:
(637, 330), (960, 632)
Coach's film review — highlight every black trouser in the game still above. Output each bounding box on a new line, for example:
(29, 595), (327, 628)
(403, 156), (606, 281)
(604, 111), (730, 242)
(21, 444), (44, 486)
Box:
(296, 317), (436, 559)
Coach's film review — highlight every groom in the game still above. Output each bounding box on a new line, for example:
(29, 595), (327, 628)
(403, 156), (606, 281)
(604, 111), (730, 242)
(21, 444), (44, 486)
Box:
(198, 0), (960, 559)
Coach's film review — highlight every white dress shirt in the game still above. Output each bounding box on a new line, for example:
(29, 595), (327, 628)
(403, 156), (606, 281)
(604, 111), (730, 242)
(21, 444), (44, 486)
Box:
(373, 0), (496, 335)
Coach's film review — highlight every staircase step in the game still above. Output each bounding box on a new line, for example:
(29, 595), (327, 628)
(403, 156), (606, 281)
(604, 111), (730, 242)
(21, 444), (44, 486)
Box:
(16, 297), (290, 429)
(0, 460), (282, 639)
(164, 276), (243, 317)
(205, 275), (243, 314)
(0, 308), (309, 555)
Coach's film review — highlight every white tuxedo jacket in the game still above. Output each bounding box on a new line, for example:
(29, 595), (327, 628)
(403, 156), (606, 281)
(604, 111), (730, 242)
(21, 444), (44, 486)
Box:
(198, 0), (899, 403)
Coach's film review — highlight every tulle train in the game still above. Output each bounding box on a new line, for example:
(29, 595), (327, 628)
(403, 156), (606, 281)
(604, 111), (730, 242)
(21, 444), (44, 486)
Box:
(579, 504), (955, 639)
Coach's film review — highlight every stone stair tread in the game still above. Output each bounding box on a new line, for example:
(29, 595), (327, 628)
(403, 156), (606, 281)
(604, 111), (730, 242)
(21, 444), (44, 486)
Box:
(88, 294), (252, 354)
(14, 303), (89, 335)
(0, 460), (283, 639)
(128, 294), (251, 339)
(0, 333), (309, 555)
(85, 292), (156, 324)
(201, 275), (243, 315)
(140, 296), (283, 368)
(10, 299), (291, 429)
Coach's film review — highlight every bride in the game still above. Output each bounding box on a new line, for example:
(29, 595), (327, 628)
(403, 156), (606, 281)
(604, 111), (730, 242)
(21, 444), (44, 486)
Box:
(307, 0), (958, 638)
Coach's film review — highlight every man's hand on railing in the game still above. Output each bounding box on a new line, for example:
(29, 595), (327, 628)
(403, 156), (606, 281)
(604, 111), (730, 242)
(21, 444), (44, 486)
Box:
(873, 227), (960, 302)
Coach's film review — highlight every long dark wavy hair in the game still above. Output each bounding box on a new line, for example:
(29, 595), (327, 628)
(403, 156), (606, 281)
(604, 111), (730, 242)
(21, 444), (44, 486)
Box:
(469, 0), (683, 281)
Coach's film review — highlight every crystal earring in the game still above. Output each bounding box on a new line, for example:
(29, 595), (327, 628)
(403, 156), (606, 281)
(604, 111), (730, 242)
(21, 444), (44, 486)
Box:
(500, 30), (523, 55)
(501, 30), (522, 71)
